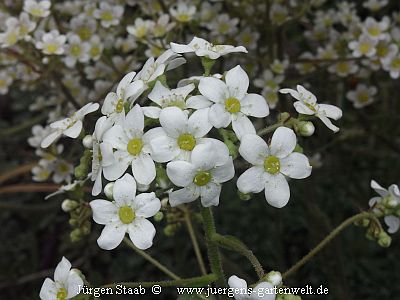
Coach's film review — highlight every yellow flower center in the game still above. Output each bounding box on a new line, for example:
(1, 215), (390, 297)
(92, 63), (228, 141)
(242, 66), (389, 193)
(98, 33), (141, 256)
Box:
(225, 97), (241, 113)
(115, 99), (124, 113)
(376, 44), (389, 57)
(193, 171), (212, 186)
(77, 27), (92, 41)
(264, 156), (280, 174)
(57, 162), (70, 173)
(70, 44), (81, 56)
(56, 287), (67, 300)
(336, 62), (350, 73)
(359, 42), (371, 54)
(101, 11), (114, 22)
(367, 26), (380, 37)
(357, 92), (370, 103)
(177, 134), (196, 151)
(6, 32), (18, 45)
(127, 138), (143, 156)
(90, 46), (101, 58)
(118, 206), (135, 224)
(45, 43), (59, 54)
(391, 58), (400, 69)
(177, 14), (190, 23)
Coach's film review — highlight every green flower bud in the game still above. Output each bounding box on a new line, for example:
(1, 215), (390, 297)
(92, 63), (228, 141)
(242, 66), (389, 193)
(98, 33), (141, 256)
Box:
(70, 228), (82, 242)
(201, 56), (216, 76)
(265, 271), (282, 286)
(61, 199), (79, 212)
(295, 121), (315, 137)
(164, 224), (176, 236)
(81, 221), (91, 235)
(378, 231), (391, 248)
(238, 191), (252, 201)
(74, 149), (92, 180)
(154, 212), (164, 222)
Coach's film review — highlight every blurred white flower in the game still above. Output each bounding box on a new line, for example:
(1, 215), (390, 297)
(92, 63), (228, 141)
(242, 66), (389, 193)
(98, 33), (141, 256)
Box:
(93, 2), (124, 28)
(24, 0), (51, 18)
(346, 84), (377, 108)
(169, 2), (196, 23)
(36, 30), (66, 55)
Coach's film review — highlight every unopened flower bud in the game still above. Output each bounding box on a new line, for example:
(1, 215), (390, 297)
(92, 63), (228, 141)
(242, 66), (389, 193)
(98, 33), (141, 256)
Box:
(62, 199), (79, 212)
(42, 57), (49, 64)
(378, 231), (391, 248)
(104, 182), (114, 200)
(154, 212), (164, 222)
(238, 191), (252, 201)
(296, 121), (315, 137)
(265, 271), (282, 286)
(82, 135), (93, 148)
(70, 228), (82, 242)
(161, 197), (169, 207)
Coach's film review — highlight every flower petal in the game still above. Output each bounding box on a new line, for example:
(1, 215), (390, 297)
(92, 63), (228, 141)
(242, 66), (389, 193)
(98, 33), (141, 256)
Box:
(113, 173), (136, 206)
(385, 216), (400, 234)
(209, 103), (231, 128)
(134, 192), (161, 218)
(66, 272), (83, 298)
(237, 166), (266, 194)
(269, 127), (297, 158)
(225, 65), (249, 99)
(318, 115), (339, 132)
(200, 182), (222, 207)
(186, 95), (213, 109)
(191, 143), (217, 170)
(264, 173), (290, 208)
(97, 221), (126, 250)
(103, 125), (129, 150)
(198, 77), (228, 103)
(318, 104), (342, 120)
(232, 114), (256, 140)
(293, 101), (315, 115)
(159, 107), (188, 138)
(128, 218), (156, 250)
(240, 93), (269, 117)
(211, 157), (235, 183)
(90, 199), (118, 225)
(239, 134), (268, 165)
(166, 161), (196, 187)
(63, 121), (82, 138)
(54, 257), (71, 284)
(40, 278), (57, 300)
(280, 152), (312, 179)
(188, 108), (212, 138)
(169, 185), (200, 207)
(132, 153), (156, 185)
(102, 152), (130, 181)
(124, 104), (144, 136)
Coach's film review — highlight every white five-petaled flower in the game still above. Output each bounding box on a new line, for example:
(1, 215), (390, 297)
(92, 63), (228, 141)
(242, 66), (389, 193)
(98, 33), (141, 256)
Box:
(170, 37), (248, 59)
(36, 30), (67, 55)
(167, 143), (234, 207)
(39, 257), (83, 300)
(93, 2), (124, 28)
(101, 72), (145, 124)
(237, 128), (312, 208)
(228, 275), (276, 300)
(24, 0), (51, 18)
(144, 81), (196, 118)
(91, 116), (114, 196)
(348, 34), (377, 58)
(279, 85), (342, 132)
(149, 107), (226, 162)
(346, 84), (377, 108)
(90, 174), (161, 250)
(41, 102), (99, 148)
(102, 105), (157, 185)
(198, 65), (269, 139)
(369, 180), (400, 234)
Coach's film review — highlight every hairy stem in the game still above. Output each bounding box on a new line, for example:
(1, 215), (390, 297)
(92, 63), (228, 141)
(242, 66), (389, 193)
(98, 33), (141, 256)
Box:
(283, 211), (373, 279)
(123, 238), (180, 280)
(183, 208), (208, 275)
(200, 206), (226, 287)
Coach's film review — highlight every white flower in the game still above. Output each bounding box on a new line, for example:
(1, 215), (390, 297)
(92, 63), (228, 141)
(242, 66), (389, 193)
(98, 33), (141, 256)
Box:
(152, 14), (175, 37)
(327, 61), (359, 77)
(36, 30), (67, 55)
(348, 34), (377, 58)
(28, 124), (52, 148)
(52, 159), (74, 183)
(127, 18), (155, 39)
(90, 174), (161, 250)
(144, 81), (196, 118)
(237, 128), (312, 208)
(199, 65), (269, 139)
(150, 107), (228, 163)
(382, 54), (400, 78)
(369, 180), (400, 233)
(39, 257), (83, 300)
(17, 12), (36, 39)
(32, 159), (52, 182)
(207, 14), (239, 36)
(166, 143), (234, 207)
(362, 17), (390, 41)
(102, 105), (157, 185)
(279, 85), (342, 132)
(170, 37), (247, 59)
(363, 0), (388, 12)
(24, 0), (51, 18)
(169, 2), (196, 23)
(228, 275), (276, 300)
(41, 102), (100, 148)
(270, 58), (289, 74)
(346, 84), (377, 108)
(93, 2), (124, 28)
(91, 116), (114, 196)
(88, 35), (103, 61)
(254, 70), (284, 92)
(63, 34), (90, 68)
(0, 18), (20, 48)
(101, 72), (145, 124)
